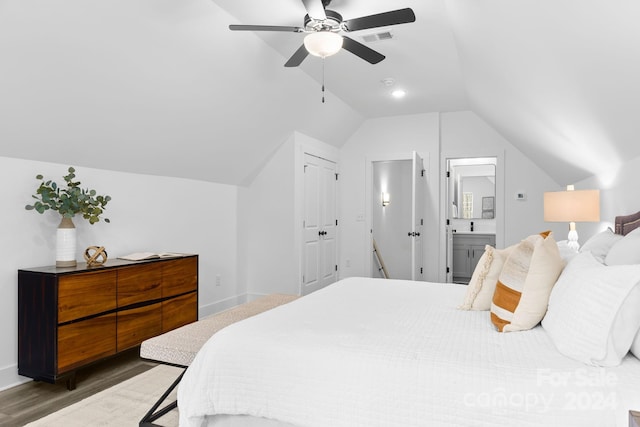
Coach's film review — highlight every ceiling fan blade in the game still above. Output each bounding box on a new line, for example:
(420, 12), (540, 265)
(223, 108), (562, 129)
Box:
(341, 36), (385, 64)
(229, 24), (304, 33)
(301, 0), (326, 21)
(342, 8), (416, 32)
(284, 44), (310, 67)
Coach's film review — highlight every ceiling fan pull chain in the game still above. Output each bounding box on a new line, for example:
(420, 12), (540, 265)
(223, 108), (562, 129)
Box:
(322, 58), (325, 104)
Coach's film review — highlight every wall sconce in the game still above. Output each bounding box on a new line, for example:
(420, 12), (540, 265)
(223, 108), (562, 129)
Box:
(543, 185), (600, 251)
(382, 192), (390, 207)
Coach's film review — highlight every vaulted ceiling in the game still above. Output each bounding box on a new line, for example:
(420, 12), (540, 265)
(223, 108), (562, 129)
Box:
(0, 0), (637, 187)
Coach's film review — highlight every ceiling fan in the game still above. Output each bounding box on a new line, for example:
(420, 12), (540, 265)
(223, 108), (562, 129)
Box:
(229, 0), (416, 67)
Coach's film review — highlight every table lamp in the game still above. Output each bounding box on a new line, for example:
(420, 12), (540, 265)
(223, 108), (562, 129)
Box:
(543, 185), (600, 251)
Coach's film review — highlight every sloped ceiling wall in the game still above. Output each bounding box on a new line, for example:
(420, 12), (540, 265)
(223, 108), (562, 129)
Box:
(446, 0), (640, 185)
(1, 0), (638, 187)
(0, 0), (363, 186)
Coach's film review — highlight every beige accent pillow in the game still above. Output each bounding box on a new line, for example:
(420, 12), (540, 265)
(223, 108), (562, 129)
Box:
(459, 245), (514, 311)
(491, 231), (564, 332)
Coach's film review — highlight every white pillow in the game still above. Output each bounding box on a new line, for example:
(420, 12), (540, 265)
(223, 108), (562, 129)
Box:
(605, 226), (640, 265)
(542, 251), (640, 366)
(579, 227), (623, 264)
(556, 240), (578, 263)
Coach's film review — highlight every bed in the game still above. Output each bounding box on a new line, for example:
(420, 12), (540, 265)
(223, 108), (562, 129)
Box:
(177, 212), (640, 427)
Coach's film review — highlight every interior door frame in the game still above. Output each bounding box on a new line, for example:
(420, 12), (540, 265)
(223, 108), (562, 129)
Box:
(365, 151), (429, 280)
(439, 149), (505, 283)
(300, 153), (338, 295)
(411, 151), (425, 281)
(295, 140), (340, 295)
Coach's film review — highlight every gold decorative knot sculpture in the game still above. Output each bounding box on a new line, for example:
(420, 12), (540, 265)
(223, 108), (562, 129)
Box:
(84, 246), (108, 266)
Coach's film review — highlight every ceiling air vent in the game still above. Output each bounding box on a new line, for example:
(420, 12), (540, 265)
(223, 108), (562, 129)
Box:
(362, 31), (393, 43)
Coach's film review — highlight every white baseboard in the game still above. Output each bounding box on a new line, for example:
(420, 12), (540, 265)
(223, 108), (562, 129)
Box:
(197, 293), (281, 318)
(0, 364), (30, 392)
(198, 293), (249, 318)
(246, 292), (272, 302)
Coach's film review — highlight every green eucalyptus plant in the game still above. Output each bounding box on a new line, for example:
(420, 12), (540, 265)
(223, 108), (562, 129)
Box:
(25, 167), (112, 224)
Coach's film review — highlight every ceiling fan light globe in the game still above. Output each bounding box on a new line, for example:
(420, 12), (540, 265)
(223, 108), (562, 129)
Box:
(304, 31), (343, 58)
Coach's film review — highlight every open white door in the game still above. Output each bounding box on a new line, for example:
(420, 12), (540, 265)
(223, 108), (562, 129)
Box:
(411, 151), (425, 281)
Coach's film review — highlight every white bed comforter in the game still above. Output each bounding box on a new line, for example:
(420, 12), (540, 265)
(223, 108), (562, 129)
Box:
(178, 277), (640, 427)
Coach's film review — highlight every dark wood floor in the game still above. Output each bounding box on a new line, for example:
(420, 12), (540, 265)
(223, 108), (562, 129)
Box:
(0, 349), (157, 427)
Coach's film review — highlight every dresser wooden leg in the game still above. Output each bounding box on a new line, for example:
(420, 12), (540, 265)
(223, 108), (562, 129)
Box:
(66, 372), (77, 391)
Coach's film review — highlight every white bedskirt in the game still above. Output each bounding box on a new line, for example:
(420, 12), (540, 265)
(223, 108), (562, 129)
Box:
(178, 277), (640, 427)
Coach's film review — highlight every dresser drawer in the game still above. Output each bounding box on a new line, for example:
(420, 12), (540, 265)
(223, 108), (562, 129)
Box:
(162, 292), (197, 332)
(162, 257), (198, 297)
(58, 271), (117, 324)
(117, 263), (162, 307)
(57, 313), (116, 373)
(117, 302), (162, 351)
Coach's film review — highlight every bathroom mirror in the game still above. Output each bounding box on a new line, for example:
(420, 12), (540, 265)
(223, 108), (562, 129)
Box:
(448, 158), (496, 219)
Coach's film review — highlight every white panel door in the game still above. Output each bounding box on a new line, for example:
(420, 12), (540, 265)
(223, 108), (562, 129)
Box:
(303, 157), (320, 290)
(411, 151), (425, 281)
(302, 153), (337, 295)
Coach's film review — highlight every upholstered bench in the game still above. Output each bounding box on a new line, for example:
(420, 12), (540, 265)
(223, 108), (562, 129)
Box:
(139, 294), (299, 427)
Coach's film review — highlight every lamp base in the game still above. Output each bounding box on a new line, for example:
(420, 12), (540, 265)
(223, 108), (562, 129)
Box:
(567, 222), (579, 252)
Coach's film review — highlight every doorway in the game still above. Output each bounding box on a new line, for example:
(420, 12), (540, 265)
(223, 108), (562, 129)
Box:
(301, 153), (338, 295)
(369, 152), (425, 281)
(441, 155), (504, 283)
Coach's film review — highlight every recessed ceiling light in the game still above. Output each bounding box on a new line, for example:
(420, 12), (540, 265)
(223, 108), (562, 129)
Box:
(391, 89), (406, 99)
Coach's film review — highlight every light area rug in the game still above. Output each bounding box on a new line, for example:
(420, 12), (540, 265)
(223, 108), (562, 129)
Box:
(26, 364), (182, 427)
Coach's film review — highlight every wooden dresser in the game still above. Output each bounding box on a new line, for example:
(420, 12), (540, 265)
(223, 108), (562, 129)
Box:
(18, 255), (198, 389)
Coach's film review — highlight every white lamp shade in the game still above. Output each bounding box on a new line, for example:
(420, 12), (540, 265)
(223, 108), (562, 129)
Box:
(543, 189), (600, 222)
(304, 31), (343, 58)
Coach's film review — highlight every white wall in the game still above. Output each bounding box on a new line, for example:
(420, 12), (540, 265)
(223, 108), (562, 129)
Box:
(243, 132), (339, 298)
(0, 157), (240, 391)
(243, 135), (297, 297)
(440, 111), (564, 247)
(338, 111), (562, 283)
(573, 154), (640, 240)
(339, 113), (441, 281)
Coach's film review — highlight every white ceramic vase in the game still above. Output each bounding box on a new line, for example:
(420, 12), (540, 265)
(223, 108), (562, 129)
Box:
(56, 216), (77, 267)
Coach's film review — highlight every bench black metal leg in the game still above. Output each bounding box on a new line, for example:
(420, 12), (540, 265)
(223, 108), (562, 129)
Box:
(139, 368), (186, 427)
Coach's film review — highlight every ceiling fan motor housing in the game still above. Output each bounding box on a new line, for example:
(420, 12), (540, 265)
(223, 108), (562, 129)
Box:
(304, 9), (343, 32)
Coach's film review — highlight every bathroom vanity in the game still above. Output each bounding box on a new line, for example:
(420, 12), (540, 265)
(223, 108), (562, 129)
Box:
(451, 233), (496, 284)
